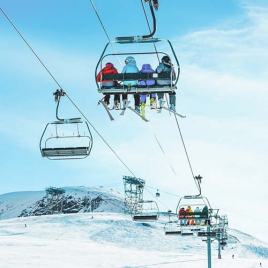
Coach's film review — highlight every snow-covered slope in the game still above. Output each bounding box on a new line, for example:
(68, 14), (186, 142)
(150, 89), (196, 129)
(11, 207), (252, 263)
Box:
(0, 212), (267, 268)
(0, 187), (268, 267)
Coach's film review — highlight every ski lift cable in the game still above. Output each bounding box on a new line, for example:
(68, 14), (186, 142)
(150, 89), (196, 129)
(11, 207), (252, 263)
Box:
(173, 115), (200, 191)
(148, 123), (177, 176)
(88, 1), (172, 210)
(139, 2), (183, 192)
(146, 185), (182, 198)
(88, 2), (198, 205)
(64, 93), (136, 177)
(2, 6), (172, 212)
(1, 7), (136, 177)
(89, 1), (208, 208)
(89, 0), (123, 67)
(0, 7), (63, 90)
(64, 94), (184, 213)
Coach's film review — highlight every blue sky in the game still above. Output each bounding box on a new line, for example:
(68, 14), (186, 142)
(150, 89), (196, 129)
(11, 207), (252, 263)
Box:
(1, 0), (268, 241)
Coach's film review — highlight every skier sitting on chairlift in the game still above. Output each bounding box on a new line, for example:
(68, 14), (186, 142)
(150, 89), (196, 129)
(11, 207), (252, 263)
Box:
(156, 55), (176, 111)
(139, 63), (157, 110)
(121, 56), (140, 112)
(179, 207), (186, 226)
(97, 62), (121, 110)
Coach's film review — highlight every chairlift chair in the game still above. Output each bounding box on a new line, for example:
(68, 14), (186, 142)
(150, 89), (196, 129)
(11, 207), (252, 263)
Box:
(95, 38), (180, 96)
(132, 200), (159, 222)
(40, 119), (93, 160)
(40, 90), (93, 160)
(176, 195), (212, 227)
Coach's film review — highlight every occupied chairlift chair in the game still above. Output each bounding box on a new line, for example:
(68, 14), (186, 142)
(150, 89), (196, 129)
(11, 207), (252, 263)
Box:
(95, 40), (179, 96)
(176, 195), (211, 235)
(40, 90), (93, 160)
(95, 1), (180, 97)
(165, 175), (212, 236)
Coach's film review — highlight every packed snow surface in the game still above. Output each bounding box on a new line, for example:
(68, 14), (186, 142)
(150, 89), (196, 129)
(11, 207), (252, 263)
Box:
(0, 187), (267, 267)
(1, 213), (268, 267)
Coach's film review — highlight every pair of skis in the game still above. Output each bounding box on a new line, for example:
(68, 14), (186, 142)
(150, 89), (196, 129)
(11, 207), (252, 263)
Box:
(99, 100), (185, 121)
(99, 100), (149, 122)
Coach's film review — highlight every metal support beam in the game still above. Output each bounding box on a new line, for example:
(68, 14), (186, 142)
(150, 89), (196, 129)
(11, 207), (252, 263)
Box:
(207, 225), (212, 268)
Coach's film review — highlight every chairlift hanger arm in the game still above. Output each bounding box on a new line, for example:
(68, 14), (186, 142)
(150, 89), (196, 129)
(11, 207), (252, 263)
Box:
(184, 175), (203, 198)
(116, 0), (157, 42)
(53, 90), (81, 122)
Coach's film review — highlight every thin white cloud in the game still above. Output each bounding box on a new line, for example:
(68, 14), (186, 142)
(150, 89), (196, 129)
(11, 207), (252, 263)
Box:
(173, 5), (268, 82)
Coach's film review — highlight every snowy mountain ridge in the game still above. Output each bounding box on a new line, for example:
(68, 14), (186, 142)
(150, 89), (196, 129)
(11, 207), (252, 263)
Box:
(0, 186), (125, 220)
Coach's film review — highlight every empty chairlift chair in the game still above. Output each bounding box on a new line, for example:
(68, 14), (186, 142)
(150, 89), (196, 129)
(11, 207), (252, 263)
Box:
(164, 210), (182, 235)
(40, 118), (93, 160)
(132, 200), (159, 222)
(40, 90), (93, 160)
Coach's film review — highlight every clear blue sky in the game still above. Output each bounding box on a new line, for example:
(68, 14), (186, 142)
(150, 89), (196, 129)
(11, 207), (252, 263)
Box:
(1, 0), (268, 241)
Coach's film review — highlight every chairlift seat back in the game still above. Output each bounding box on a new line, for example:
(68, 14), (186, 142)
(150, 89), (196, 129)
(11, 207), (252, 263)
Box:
(99, 72), (176, 94)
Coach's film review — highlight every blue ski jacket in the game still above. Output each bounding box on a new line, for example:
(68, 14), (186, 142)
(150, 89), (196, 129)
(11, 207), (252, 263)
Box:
(122, 57), (139, 86)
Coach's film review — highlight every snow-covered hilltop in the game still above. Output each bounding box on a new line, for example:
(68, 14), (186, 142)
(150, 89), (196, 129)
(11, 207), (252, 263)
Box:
(0, 186), (125, 220)
(0, 186), (268, 267)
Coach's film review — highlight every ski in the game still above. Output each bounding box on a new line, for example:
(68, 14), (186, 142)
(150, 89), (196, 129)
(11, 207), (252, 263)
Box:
(128, 106), (149, 122)
(99, 101), (114, 121)
(162, 107), (186, 118)
(120, 101), (130, 116)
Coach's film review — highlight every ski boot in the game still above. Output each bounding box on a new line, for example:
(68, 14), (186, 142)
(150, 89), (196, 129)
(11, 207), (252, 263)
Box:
(150, 98), (156, 109)
(170, 104), (176, 112)
(135, 105), (141, 114)
(122, 99), (127, 110)
(158, 98), (163, 109)
(114, 101), (121, 110)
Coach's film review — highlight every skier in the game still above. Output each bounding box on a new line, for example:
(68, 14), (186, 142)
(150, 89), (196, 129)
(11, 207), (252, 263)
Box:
(201, 205), (209, 225)
(178, 207), (186, 226)
(156, 55), (176, 111)
(194, 207), (201, 225)
(121, 56), (140, 112)
(96, 62), (120, 109)
(139, 63), (157, 114)
(186, 206), (194, 225)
